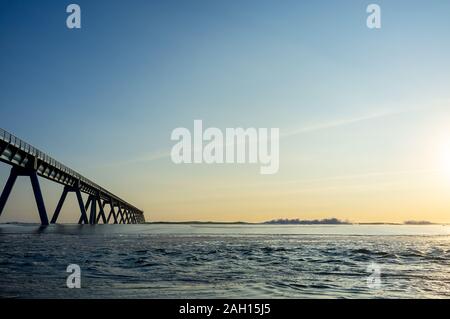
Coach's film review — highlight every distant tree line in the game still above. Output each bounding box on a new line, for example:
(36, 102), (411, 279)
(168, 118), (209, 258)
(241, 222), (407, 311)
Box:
(264, 218), (350, 225)
(403, 220), (433, 225)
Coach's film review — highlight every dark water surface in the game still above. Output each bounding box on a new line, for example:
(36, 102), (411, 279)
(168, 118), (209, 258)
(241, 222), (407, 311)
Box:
(1, 224), (450, 298)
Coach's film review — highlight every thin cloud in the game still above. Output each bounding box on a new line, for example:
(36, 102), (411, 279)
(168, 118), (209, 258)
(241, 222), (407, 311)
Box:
(220, 168), (440, 190)
(275, 168), (440, 186)
(107, 106), (422, 166)
(280, 109), (407, 138)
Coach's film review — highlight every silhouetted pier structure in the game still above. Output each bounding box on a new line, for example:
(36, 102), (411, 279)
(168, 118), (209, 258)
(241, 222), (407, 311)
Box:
(0, 128), (145, 225)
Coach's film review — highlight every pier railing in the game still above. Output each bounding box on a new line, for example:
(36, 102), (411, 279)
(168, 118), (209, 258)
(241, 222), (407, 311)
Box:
(0, 127), (145, 225)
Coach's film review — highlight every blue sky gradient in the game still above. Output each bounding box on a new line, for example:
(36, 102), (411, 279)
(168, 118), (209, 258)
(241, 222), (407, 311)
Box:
(1, 1), (450, 223)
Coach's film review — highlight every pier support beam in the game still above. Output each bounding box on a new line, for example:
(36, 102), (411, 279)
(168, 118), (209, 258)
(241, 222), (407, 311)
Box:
(106, 199), (118, 224)
(78, 195), (94, 224)
(0, 166), (49, 225)
(96, 199), (107, 224)
(117, 205), (125, 224)
(51, 184), (88, 224)
(82, 193), (105, 225)
(89, 195), (97, 225)
(106, 198), (117, 224)
(124, 209), (129, 224)
(126, 209), (131, 224)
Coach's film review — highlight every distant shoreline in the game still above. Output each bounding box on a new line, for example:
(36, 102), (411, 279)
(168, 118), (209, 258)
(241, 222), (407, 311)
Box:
(146, 221), (443, 226)
(0, 221), (444, 226)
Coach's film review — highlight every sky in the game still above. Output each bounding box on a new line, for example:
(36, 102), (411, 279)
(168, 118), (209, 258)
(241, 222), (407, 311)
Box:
(1, 0), (450, 223)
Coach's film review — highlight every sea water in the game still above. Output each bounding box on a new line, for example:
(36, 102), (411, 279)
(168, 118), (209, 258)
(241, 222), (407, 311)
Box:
(0, 223), (450, 298)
